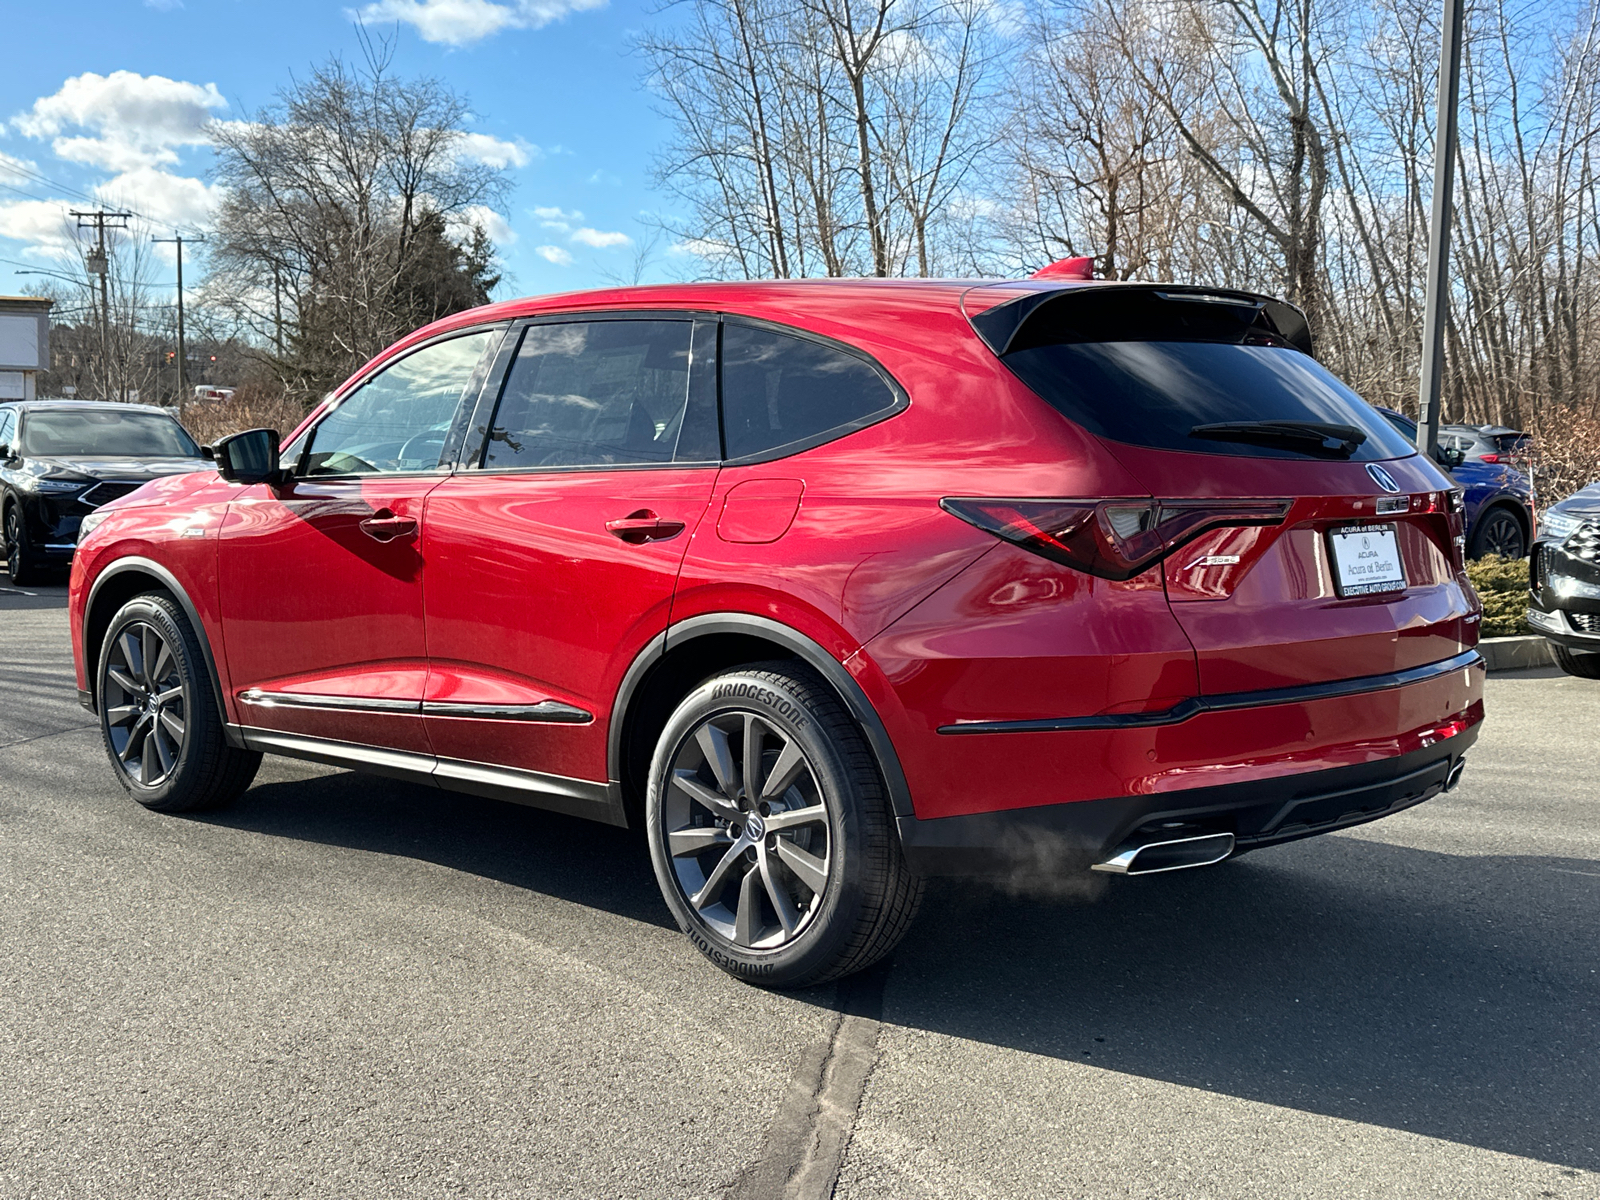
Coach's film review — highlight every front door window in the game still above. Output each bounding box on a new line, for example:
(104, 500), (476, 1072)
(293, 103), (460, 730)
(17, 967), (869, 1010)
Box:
(300, 330), (499, 476)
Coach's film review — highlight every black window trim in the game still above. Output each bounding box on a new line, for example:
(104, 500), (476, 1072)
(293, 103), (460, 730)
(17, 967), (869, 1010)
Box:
(458, 309), (724, 476)
(334, 308), (913, 479)
(285, 321), (512, 482)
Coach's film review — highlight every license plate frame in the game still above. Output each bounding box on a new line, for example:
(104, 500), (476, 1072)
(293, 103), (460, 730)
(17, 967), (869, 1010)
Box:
(1327, 523), (1407, 598)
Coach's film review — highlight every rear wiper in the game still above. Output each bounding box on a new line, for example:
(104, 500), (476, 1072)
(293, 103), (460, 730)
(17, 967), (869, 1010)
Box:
(1189, 420), (1367, 459)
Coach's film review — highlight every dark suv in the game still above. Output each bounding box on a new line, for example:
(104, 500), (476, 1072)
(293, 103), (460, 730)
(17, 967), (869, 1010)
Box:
(1, 400), (206, 585)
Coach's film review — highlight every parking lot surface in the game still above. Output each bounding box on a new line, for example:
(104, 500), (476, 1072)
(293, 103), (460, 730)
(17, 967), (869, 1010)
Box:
(2, 581), (1596, 1199)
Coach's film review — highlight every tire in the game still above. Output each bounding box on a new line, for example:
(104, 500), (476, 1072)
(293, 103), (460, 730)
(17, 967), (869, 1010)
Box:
(1553, 644), (1600, 679)
(4, 501), (47, 587)
(1468, 506), (1526, 560)
(645, 661), (923, 989)
(97, 591), (262, 812)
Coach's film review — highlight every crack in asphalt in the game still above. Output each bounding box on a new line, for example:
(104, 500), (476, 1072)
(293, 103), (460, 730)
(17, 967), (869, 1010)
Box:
(0, 723), (98, 753)
(726, 966), (888, 1200)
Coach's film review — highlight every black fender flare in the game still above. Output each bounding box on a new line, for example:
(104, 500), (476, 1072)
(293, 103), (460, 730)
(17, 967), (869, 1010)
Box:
(608, 612), (915, 818)
(83, 556), (229, 722)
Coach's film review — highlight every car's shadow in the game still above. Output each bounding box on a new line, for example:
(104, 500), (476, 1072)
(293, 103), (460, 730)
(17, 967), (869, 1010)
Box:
(203, 768), (675, 931)
(202, 771), (1599, 1173)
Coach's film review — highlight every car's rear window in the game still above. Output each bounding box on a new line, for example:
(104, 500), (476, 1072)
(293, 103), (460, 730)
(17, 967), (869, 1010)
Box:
(20, 409), (201, 458)
(983, 288), (1414, 462)
(1002, 340), (1415, 462)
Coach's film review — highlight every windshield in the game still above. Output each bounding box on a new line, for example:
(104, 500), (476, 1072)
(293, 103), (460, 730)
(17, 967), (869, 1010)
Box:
(19, 409), (201, 458)
(1002, 341), (1416, 462)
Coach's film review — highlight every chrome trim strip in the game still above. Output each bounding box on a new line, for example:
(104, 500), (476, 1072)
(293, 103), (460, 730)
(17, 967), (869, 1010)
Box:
(422, 699), (592, 723)
(238, 688), (420, 714)
(939, 650), (1485, 735)
(235, 726), (436, 780)
(229, 726), (626, 828)
(434, 755), (613, 807)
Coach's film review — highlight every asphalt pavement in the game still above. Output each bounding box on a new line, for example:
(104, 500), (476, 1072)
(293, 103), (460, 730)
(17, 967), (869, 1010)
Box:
(2, 580), (1596, 1199)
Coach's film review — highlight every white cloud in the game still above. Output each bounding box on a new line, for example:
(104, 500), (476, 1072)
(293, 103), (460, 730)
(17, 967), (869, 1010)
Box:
(13, 71), (225, 172)
(455, 132), (537, 169)
(353, 0), (608, 46)
(530, 204), (580, 233)
(0, 199), (78, 257)
(95, 167), (222, 229)
(449, 204), (516, 245)
(670, 236), (733, 261)
(570, 226), (630, 248)
(536, 244), (573, 266)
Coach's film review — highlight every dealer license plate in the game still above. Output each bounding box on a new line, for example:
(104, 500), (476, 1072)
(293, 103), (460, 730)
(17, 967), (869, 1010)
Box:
(1327, 524), (1407, 597)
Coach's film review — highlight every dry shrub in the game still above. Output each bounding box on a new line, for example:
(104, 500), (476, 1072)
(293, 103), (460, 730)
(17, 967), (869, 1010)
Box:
(1523, 406), (1600, 505)
(176, 379), (314, 447)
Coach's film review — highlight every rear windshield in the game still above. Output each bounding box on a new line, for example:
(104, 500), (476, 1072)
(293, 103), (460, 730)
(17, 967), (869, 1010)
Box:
(984, 289), (1414, 461)
(1003, 340), (1415, 462)
(20, 409), (201, 458)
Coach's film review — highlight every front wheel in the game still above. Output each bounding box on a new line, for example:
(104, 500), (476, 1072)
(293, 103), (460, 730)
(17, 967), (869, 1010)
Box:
(1554, 644), (1600, 679)
(4, 503), (47, 587)
(646, 662), (923, 988)
(98, 591), (262, 812)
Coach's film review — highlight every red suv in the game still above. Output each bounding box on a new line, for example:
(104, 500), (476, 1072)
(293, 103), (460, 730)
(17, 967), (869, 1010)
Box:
(69, 279), (1484, 987)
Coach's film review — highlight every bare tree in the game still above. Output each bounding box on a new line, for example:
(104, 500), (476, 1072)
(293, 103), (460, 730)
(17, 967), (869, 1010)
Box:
(641, 0), (999, 279)
(205, 32), (510, 401)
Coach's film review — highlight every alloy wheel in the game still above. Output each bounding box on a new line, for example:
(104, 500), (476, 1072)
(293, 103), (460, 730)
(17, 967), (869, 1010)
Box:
(662, 710), (833, 950)
(4, 508), (18, 576)
(1480, 510), (1525, 559)
(102, 621), (188, 788)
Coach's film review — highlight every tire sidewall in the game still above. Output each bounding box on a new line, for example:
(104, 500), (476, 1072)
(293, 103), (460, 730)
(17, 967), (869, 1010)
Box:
(98, 595), (210, 809)
(646, 668), (874, 987)
(1471, 508), (1524, 559)
(5, 501), (32, 585)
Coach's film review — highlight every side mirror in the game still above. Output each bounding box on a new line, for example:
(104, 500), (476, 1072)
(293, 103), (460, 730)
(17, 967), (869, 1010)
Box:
(211, 428), (285, 485)
(1433, 445), (1466, 471)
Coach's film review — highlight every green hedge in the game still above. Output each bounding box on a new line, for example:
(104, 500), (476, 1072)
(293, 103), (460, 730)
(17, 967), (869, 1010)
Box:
(1466, 554), (1531, 638)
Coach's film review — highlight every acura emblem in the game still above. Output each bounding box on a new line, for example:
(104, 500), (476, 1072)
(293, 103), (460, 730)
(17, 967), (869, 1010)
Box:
(1366, 463), (1401, 493)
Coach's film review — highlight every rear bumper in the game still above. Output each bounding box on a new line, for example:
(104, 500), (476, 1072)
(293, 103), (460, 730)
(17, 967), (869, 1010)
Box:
(897, 728), (1478, 876)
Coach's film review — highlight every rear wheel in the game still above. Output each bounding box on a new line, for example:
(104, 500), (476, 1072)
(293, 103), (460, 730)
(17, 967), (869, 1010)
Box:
(1553, 644), (1600, 679)
(646, 662), (923, 988)
(4, 503), (47, 586)
(98, 591), (262, 812)
(1468, 506), (1526, 560)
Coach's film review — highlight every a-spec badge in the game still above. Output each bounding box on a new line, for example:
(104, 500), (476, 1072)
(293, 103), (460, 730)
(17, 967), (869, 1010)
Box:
(1366, 463), (1402, 493)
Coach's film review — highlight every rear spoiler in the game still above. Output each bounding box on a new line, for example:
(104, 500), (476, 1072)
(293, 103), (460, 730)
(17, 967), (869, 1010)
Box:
(967, 283), (1315, 359)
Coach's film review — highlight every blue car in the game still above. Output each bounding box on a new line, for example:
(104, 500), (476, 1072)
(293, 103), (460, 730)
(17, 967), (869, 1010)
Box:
(1378, 408), (1533, 559)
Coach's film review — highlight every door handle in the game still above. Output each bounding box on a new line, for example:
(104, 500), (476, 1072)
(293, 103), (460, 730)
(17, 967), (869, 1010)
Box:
(606, 509), (686, 544)
(359, 510), (418, 543)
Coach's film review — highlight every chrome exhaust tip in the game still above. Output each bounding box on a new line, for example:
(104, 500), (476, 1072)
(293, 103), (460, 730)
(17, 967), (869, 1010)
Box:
(1445, 757), (1467, 792)
(1091, 831), (1237, 876)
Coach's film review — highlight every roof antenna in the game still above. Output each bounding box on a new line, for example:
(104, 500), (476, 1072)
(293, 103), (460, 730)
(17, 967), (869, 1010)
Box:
(1030, 255), (1096, 280)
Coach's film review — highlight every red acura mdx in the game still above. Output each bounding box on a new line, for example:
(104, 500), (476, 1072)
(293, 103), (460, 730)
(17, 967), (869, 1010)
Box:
(69, 278), (1484, 986)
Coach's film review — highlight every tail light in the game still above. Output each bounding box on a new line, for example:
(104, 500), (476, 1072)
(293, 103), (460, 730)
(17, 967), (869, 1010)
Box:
(1445, 488), (1467, 571)
(941, 497), (1291, 581)
(1479, 453), (1501, 464)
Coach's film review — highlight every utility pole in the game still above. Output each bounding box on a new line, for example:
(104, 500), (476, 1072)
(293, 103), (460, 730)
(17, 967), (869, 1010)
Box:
(1416, 0), (1466, 460)
(71, 209), (132, 402)
(153, 233), (204, 410)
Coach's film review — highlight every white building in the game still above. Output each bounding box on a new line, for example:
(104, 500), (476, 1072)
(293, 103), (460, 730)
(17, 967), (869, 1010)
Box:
(0, 296), (53, 400)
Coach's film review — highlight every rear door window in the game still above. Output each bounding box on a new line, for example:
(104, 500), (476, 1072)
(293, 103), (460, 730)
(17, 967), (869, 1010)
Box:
(720, 322), (901, 461)
(482, 320), (704, 469)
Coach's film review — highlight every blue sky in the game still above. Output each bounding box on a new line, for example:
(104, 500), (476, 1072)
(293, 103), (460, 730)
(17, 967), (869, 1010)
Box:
(0, 0), (684, 306)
